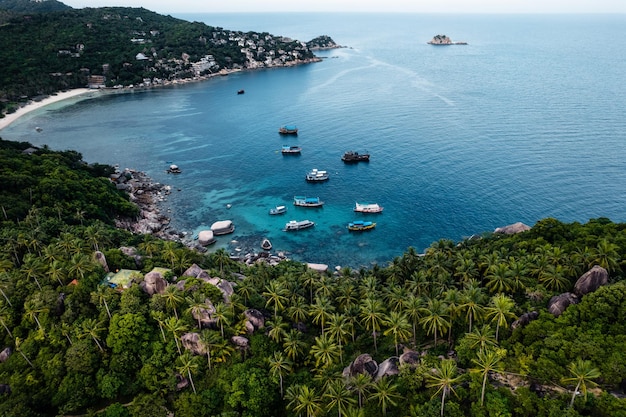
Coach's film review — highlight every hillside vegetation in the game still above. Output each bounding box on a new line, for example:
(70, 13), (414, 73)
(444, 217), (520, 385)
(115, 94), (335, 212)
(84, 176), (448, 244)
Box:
(0, 138), (625, 416)
(0, 5), (330, 115)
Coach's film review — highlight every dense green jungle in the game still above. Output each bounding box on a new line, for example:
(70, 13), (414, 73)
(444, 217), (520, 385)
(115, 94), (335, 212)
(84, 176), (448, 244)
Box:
(1, 137), (626, 417)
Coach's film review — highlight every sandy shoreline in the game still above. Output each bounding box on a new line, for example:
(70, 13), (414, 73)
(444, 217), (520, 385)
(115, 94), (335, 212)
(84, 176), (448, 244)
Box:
(0, 88), (97, 131)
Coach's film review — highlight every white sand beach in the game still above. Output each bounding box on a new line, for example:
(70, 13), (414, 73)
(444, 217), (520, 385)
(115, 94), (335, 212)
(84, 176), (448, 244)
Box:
(0, 88), (97, 131)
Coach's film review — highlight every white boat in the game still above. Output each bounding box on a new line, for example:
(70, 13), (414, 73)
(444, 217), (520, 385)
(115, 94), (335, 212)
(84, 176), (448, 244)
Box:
(269, 205), (287, 215)
(284, 220), (315, 231)
(354, 202), (383, 213)
(293, 196), (324, 207)
(305, 168), (329, 182)
(210, 220), (235, 235)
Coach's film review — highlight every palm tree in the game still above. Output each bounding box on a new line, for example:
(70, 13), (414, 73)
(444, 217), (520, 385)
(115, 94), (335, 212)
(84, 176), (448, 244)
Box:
(460, 285), (486, 333)
(539, 264), (571, 292)
(161, 285), (184, 319)
(591, 239), (620, 273)
(324, 379), (356, 417)
(403, 294), (423, 346)
(161, 241), (179, 268)
(213, 301), (231, 338)
(151, 311), (168, 342)
(14, 337), (33, 367)
(176, 351), (199, 394)
(349, 373), (373, 409)
(186, 295), (211, 329)
(420, 297), (450, 347)
(268, 351), (293, 398)
(326, 313), (350, 363)
(0, 270), (13, 307)
(283, 329), (307, 362)
(288, 384), (323, 417)
(383, 311), (412, 356)
(484, 263), (514, 294)
(485, 294), (516, 342)
(20, 253), (44, 290)
(464, 324), (498, 352)
(470, 348), (504, 406)
(67, 253), (95, 280)
(263, 280), (289, 320)
(310, 295), (335, 336)
(426, 359), (463, 417)
(199, 329), (221, 370)
(164, 316), (187, 354)
(0, 304), (14, 338)
(562, 359), (601, 408)
(80, 318), (106, 352)
(212, 248), (231, 276)
(359, 297), (385, 352)
(47, 260), (66, 287)
(370, 378), (401, 416)
(24, 299), (47, 331)
(267, 315), (289, 343)
(287, 295), (309, 324)
(91, 286), (114, 319)
(310, 333), (340, 369)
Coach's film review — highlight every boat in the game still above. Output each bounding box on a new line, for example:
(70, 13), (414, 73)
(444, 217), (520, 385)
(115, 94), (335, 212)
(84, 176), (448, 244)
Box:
(354, 202), (384, 213)
(261, 238), (272, 250)
(279, 125), (298, 135)
(166, 164), (182, 174)
(284, 220), (315, 231)
(305, 168), (329, 182)
(293, 196), (324, 207)
(347, 220), (376, 231)
(237, 89), (245, 94)
(281, 145), (302, 154)
(341, 151), (370, 163)
(269, 205), (287, 215)
(210, 220), (235, 235)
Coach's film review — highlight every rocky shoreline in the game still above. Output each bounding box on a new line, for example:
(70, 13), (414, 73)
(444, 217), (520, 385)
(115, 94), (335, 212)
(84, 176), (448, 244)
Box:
(111, 168), (293, 267)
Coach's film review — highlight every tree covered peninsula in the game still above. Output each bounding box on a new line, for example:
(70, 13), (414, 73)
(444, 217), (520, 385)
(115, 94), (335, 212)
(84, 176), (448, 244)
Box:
(1, 138), (626, 416)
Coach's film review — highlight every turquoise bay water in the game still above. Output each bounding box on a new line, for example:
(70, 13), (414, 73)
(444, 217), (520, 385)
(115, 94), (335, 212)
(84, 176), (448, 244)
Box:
(2, 14), (626, 268)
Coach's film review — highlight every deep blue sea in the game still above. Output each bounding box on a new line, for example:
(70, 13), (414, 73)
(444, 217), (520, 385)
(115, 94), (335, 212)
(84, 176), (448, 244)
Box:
(2, 13), (626, 268)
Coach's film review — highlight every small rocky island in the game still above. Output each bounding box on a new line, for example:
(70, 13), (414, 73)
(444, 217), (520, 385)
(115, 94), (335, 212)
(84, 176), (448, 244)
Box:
(427, 34), (468, 45)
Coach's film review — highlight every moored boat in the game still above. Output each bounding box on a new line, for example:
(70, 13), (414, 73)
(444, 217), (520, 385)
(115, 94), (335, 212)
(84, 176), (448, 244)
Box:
(237, 89), (245, 94)
(279, 125), (298, 135)
(354, 202), (383, 213)
(261, 238), (272, 250)
(269, 205), (287, 215)
(342, 151), (370, 163)
(284, 220), (315, 231)
(282, 145), (302, 154)
(211, 220), (235, 235)
(293, 196), (324, 207)
(305, 168), (329, 182)
(347, 220), (376, 231)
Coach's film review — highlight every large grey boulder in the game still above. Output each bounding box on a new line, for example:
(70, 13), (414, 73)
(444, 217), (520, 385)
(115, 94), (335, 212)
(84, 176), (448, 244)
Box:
(548, 292), (579, 317)
(243, 309), (265, 333)
(399, 348), (421, 367)
(511, 311), (539, 330)
(343, 354), (378, 379)
(93, 251), (109, 272)
(183, 264), (211, 280)
(231, 336), (249, 350)
(574, 265), (608, 297)
(376, 357), (400, 380)
(190, 299), (217, 328)
(0, 347), (11, 363)
(181, 332), (206, 356)
(494, 222), (531, 234)
(140, 271), (168, 295)
(207, 278), (235, 302)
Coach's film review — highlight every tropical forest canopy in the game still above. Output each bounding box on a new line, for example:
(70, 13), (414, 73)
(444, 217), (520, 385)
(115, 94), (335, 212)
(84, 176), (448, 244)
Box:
(0, 137), (625, 416)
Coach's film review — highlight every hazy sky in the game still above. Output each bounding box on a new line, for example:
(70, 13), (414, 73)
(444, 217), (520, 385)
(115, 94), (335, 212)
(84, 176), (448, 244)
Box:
(61, 0), (626, 14)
